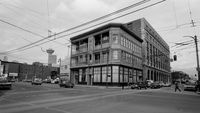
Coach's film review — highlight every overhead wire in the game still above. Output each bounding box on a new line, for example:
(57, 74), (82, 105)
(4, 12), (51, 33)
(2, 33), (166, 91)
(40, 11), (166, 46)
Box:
(0, 0), (153, 54)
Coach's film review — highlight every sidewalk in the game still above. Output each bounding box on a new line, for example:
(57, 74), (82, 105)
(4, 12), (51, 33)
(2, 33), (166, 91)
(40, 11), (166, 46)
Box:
(75, 84), (125, 89)
(160, 86), (200, 96)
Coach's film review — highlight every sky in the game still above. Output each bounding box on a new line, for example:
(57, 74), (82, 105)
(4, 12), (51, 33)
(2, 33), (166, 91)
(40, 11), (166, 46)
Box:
(0, 0), (200, 78)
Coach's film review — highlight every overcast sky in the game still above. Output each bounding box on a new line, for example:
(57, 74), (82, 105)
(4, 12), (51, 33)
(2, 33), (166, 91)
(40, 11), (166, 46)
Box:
(0, 0), (200, 78)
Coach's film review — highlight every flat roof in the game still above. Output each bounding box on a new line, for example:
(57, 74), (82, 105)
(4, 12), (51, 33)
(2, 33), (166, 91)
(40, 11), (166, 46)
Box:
(70, 23), (143, 42)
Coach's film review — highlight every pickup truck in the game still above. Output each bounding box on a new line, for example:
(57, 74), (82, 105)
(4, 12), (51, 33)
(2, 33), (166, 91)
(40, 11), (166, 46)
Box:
(0, 76), (12, 89)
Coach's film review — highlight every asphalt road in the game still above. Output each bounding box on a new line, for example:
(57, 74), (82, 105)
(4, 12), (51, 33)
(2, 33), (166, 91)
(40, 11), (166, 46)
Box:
(0, 82), (200, 113)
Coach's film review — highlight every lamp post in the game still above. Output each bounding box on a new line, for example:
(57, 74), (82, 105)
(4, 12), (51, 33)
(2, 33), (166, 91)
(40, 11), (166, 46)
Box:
(184, 35), (200, 81)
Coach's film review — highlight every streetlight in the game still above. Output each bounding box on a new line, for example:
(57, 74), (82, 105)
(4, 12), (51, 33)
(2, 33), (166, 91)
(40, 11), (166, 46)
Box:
(183, 35), (200, 81)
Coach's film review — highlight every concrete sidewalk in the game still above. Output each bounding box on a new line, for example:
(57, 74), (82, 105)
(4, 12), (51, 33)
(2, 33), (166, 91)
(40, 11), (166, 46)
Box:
(160, 86), (200, 96)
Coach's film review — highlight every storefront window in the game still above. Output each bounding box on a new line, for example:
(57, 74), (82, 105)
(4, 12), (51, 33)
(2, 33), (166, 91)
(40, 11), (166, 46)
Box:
(119, 67), (123, 83)
(94, 67), (100, 82)
(112, 66), (119, 82)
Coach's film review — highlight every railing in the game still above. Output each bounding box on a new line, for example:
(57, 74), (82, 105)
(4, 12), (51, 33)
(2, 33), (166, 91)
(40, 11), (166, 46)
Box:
(94, 60), (100, 64)
(95, 45), (101, 50)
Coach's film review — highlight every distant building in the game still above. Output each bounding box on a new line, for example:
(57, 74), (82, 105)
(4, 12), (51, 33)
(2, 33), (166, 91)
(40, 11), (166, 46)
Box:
(0, 61), (59, 81)
(60, 57), (70, 80)
(70, 23), (143, 86)
(46, 48), (57, 66)
(124, 18), (171, 83)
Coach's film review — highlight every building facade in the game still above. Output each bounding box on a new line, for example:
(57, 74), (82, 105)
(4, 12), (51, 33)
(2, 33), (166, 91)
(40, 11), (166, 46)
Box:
(70, 23), (143, 86)
(0, 60), (59, 81)
(124, 18), (171, 83)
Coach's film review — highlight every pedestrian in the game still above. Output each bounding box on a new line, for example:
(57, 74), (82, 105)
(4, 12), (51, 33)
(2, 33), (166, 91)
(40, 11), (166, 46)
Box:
(175, 81), (181, 92)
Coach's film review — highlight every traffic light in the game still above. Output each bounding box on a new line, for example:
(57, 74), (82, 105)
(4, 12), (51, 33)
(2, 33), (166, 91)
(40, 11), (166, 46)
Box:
(173, 55), (177, 61)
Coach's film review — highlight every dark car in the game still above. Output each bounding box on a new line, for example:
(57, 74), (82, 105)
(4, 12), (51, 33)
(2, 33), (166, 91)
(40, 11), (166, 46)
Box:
(0, 76), (12, 89)
(32, 78), (42, 85)
(150, 82), (161, 89)
(59, 79), (74, 88)
(131, 83), (139, 89)
(131, 82), (147, 89)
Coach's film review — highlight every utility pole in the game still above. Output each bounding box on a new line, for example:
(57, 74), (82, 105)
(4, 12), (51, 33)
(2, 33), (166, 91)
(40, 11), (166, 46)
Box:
(194, 35), (200, 81)
(58, 58), (62, 75)
(184, 35), (200, 81)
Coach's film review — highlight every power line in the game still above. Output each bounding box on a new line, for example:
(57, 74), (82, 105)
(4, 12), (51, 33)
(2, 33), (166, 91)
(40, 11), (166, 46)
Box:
(0, 0), (152, 54)
(0, 18), (45, 38)
(1, 0), (167, 54)
(0, 1), (45, 16)
(0, 18), (66, 47)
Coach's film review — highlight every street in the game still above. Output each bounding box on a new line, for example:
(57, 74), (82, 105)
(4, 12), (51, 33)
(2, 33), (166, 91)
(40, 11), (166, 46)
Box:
(0, 82), (199, 113)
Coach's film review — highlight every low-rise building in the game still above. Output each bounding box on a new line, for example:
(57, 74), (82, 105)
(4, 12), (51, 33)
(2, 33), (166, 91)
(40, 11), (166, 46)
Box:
(70, 23), (143, 86)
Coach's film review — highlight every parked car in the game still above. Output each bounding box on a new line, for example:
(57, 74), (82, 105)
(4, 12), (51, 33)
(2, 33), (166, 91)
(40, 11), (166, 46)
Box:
(43, 78), (51, 83)
(163, 83), (171, 87)
(0, 76), (12, 89)
(131, 83), (139, 89)
(59, 79), (74, 88)
(159, 81), (165, 87)
(131, 82), (147, 89)
(51, 78), (60, 84)
(150, 82), (161, 89)
(146, 80), (154, 87)
(32, 78), (42, 85)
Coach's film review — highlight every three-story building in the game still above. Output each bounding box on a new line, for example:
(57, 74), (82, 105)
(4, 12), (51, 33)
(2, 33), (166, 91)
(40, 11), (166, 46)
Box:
(70, 23), (143, 86)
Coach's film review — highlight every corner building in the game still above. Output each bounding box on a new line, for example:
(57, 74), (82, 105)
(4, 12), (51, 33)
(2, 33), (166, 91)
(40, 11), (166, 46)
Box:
(124, 18), (171, 83)
(70, 23), (143, 86)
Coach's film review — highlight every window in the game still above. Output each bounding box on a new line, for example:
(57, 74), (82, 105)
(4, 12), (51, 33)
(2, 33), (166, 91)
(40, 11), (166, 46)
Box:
(123, 37), (126, 47)
(113, 50), (118, 60)
(112, 66), (119, 82)
(119, 67), (123, 83)
(121, 35), (124, 46)
(94, 53), (100, 63)
(102, 66), (111, 82)
(94, 67), (100, 82)
(112, 34), (118, 44)
(102, 52), (108, 63)
(130, 42), (132, 50)
(102, 32), (109, 44)
(124, 68), (128, 83)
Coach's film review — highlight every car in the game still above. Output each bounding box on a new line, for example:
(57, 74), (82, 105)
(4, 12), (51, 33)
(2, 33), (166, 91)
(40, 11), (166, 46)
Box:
(150, 82), (161, 89)
(131, 82), (147, 89)
(146, 80), (154, 87)
(51, 78), (60, 84)
(59, 79), (74, 88)
(184, 82), (197, 91)
(32, 78), (42, 85)
(43, 78), (51, 83)
(0, 76), (12, 89)
(159, 81), (165, 87)
(131, 83), (139, 89)
(163, 83), (171, 87)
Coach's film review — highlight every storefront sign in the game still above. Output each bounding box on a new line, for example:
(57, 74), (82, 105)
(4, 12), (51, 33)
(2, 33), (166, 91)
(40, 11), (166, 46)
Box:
(9, 73), (18, 77)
